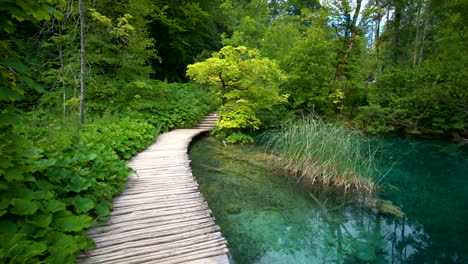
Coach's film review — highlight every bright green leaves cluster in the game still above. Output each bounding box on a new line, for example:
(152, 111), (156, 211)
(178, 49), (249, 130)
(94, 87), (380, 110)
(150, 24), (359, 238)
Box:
(82, 118), (158, 160)
(0, 129), (132, 263)
(187, 46), (287, 143)
(89, 9), (135, 37)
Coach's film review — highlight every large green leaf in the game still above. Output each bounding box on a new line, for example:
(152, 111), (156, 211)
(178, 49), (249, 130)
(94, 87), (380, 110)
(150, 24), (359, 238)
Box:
(46, 167), (74, 182)
(46, 231), (88, 264)
(67, 176), (92, 192)
(4, 167), (24, 182)
(32, 190), (54, 200)
(0, 198), (9, 210)
(33, 158), (56, 172)
(95, 201), (111, 221)
(45, 200), (66, 213)
(10, 240), (47, 258)
(10, 198), (39, 215)
(0, 220), (17, 233)
(73, 196), (95, 213)
(27, 213), (53, 228)
(54, 215), (92, 232)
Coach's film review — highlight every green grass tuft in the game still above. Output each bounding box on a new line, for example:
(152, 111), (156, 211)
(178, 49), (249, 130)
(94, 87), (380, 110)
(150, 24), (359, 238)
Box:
(265, 117), (377, 195)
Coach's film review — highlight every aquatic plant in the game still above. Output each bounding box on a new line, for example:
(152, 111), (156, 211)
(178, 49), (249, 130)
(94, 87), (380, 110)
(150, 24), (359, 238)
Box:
(265, 117), (377, 195)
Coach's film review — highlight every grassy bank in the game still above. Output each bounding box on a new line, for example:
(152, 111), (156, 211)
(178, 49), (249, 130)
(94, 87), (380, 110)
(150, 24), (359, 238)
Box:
(265, 117), (377, 196)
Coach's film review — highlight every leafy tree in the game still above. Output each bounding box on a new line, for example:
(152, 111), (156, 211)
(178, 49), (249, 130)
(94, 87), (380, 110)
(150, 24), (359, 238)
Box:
(187, 46), (287, 142)
(279, 9), (337, 114)
(353, 0), (467, 137)
(148, 0), (226, 82)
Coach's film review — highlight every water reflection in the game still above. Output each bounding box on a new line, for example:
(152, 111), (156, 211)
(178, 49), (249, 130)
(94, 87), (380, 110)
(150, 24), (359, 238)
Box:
(189, 136), (467, 264)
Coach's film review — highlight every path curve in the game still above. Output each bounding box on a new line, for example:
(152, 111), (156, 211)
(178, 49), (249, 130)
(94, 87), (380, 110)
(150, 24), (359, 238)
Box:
(79, 113), (229, 264)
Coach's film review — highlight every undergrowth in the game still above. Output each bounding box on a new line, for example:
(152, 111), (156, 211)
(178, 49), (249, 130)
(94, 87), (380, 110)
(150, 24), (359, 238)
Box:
(0, 82), (217, 263)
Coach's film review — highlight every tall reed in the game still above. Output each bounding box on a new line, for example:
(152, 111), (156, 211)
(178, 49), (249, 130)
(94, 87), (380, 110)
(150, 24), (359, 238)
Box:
(265, 117), (377, 195)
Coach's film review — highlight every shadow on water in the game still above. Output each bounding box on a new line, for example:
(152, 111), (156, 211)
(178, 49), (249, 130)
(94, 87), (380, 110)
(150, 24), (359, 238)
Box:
(189, 136), (468, 264)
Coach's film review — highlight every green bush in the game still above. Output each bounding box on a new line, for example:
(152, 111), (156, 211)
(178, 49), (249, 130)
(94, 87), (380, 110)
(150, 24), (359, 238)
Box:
(354, 68), (468, 137)
(0, 133), (129, 263)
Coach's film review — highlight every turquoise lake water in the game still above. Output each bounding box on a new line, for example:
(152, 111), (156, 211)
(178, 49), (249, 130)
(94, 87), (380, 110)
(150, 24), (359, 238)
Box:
(189, 136), (467, 264)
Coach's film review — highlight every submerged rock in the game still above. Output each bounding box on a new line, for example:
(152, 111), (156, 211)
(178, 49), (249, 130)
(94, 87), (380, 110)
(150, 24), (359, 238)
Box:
(224, 204), (241, 214)
(373, 199), (405, 218)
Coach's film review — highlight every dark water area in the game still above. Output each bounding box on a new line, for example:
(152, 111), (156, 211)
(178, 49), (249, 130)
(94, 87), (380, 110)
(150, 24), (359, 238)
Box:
(189, 136), (468, 264)
(374, 137), (468, 264)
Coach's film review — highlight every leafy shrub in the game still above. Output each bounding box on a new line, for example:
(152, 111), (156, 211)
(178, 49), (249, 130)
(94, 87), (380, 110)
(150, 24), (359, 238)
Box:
(354, 68), (468, 137)
(0, 82), (216, 263)
(82, 118), (158, 160)
(0, 134), (129, 263)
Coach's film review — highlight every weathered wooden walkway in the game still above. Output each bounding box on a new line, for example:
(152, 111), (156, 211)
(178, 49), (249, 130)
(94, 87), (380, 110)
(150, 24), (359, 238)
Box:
(79, 113), (229, 264)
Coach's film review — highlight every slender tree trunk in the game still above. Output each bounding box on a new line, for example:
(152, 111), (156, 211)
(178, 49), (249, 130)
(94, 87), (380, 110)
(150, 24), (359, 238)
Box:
(393, 0), (403, 62)
(79, 0), (86, 124)
(418, 0), (432, 66)
(413, 0), (422, 67)
(334, 0), (362, 83)
(58, 20), (67, 120)
(375, 0), (383, 70)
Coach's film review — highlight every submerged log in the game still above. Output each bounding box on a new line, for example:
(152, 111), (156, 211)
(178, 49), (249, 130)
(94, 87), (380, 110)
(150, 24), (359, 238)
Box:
(373, 199), (405, 218)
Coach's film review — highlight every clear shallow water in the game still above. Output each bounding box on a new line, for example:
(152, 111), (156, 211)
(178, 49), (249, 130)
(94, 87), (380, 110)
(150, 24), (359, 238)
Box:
(189, 136), (468, 264)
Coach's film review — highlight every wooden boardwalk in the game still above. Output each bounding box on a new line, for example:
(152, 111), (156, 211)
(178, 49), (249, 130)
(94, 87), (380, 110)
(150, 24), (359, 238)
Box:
(79, 113), (229, 264)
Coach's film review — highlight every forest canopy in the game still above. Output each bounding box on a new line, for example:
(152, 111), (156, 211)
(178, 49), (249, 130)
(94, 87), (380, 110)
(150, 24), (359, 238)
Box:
(0, 0), (466, 262)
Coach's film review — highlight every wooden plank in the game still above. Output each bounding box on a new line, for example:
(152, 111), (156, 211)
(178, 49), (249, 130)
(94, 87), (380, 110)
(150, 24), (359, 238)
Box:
(112, 193), (203, 209)
(90, 246), (229, 264)
(81, 229), (217, 259)
(88, 214), (215, 236)
(113, 189), (201, 202)
(82, 239), (227, 264)
(90, 225), (221, 254)
(102, 204), (210, 224)
(80, 114), (228, 264)
(90, 218), (217, 241)
(109, 200), (205, 216)
(88, 209), (213, 232)
(112, 194), (203, 208)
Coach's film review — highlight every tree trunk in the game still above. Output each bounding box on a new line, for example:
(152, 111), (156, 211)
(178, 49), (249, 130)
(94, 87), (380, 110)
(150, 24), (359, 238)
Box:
(375, 0), (383, 69)
(334, 0), (362, 83)
(393, 0), (403, 62)
(79, 0), (86, 124)
(418, 0), (432, 66)
(413, 0), (422, 67)
(57, 19), (67, 120)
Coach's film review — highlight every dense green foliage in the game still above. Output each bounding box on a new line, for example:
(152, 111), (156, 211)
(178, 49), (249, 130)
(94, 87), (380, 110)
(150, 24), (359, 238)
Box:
(187, 0), (466, 139)
(0, 0), (466, 262)
(0, 1), (217, 263)
(1, 85), (215, 263)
